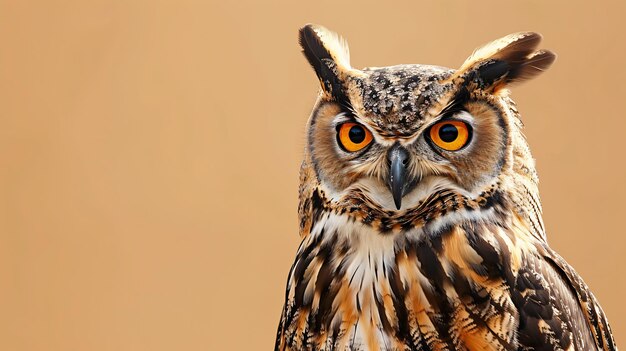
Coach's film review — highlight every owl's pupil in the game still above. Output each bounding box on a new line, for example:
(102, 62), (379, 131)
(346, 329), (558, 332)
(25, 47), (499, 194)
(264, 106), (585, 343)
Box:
(349, 125), (366, 144)
(439, 124), (458, 142)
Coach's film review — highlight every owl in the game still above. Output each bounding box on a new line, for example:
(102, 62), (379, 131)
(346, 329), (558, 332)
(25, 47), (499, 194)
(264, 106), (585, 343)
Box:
(275, 24), (618, 351)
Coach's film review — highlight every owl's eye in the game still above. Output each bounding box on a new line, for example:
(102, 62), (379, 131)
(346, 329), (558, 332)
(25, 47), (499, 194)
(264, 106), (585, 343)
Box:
(337, 122), (373, 152)
(429, 120), (471, 151)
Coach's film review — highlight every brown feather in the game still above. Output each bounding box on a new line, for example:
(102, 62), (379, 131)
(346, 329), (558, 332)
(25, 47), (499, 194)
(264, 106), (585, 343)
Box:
(276, 25), (616, 351)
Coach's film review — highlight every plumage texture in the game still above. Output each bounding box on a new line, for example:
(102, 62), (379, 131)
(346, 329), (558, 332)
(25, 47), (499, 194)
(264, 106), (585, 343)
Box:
(275, 24), (617, 351)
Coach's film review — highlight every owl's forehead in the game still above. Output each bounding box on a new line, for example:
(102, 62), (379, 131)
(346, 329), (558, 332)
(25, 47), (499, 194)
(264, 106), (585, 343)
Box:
(347, 64), (455, 137)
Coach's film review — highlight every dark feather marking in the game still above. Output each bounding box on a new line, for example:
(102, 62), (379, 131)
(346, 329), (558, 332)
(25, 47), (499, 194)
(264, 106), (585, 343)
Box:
(292, 231), (323, 307)
(449, 263), (516, 349)
(463, 32), (556, 89)
(313, 239), (339, 332)
(543, 251), (618, 350)
(373, 282), (393, 333)
(299, 25), (350, 105)
(309, 189), (327, 231)
(511, 256), (576, 350)
(350, 318), (360, 350)
(507, 50), (556, 84)
(464, 223), (504, 280)
(472, 59), (510, 88)
(388, 254), (414, 346)
(414, 240), (455, 346)
(348, 265), (360, 285)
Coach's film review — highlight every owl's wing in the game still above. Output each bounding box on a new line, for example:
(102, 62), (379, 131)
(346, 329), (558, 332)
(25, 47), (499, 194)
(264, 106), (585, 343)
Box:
(515, 247), (618, 350)
(543, 249), (617, 350)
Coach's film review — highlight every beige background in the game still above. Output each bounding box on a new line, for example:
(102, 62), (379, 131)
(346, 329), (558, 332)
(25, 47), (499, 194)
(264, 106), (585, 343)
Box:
(0, 0), (624, 350)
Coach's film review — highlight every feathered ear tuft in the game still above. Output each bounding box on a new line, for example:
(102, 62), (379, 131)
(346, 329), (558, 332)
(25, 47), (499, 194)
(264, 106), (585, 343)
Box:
(299, 24), (352, 99)
(456, 32), (556, 92)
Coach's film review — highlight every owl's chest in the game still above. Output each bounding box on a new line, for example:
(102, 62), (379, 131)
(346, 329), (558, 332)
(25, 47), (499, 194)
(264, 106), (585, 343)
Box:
(279, 212), (530, 351)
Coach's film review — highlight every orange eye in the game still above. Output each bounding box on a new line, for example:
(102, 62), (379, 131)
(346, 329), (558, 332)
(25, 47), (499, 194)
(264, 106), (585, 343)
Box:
(429, 120), (470, 151)
(338, 122), (373, 152)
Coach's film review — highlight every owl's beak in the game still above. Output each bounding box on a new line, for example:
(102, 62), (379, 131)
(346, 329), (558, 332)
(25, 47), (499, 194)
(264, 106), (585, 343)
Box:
(388, 144), (411, 210)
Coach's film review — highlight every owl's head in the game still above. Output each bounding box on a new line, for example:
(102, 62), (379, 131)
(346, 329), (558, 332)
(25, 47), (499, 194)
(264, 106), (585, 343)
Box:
(299, 24), (555, 216)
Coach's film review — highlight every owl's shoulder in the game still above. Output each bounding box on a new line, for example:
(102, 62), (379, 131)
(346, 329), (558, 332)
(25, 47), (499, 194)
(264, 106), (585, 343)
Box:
(530, 247), (618, 350)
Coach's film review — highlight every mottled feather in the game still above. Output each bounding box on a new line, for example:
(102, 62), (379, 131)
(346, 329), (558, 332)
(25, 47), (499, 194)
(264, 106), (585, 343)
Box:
(276, 25), (617, 351)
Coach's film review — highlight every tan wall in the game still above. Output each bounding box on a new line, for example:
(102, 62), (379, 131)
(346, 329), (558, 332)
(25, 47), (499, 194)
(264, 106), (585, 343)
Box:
(0, 0), (623, 349)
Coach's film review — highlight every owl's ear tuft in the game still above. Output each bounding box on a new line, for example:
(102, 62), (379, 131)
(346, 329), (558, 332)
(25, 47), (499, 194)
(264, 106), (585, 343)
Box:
(456, 32), (556, 92)
(299, 24), (352, 99)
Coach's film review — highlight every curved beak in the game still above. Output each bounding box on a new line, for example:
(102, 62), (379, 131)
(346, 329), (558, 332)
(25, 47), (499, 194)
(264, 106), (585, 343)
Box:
(387, 144), (411, 210)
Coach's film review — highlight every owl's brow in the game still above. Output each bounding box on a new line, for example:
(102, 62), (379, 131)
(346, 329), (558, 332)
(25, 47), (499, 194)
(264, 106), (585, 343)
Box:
(438, 99), (464, 118)
(411, 86), (470, 133)
(330, 112), (353, 128)
(337, 97), (357, 118)
(439, 86), (470, 115)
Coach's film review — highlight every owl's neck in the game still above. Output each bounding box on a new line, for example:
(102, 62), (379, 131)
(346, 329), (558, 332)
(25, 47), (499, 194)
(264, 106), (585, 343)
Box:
(277, 187), (542, 350)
